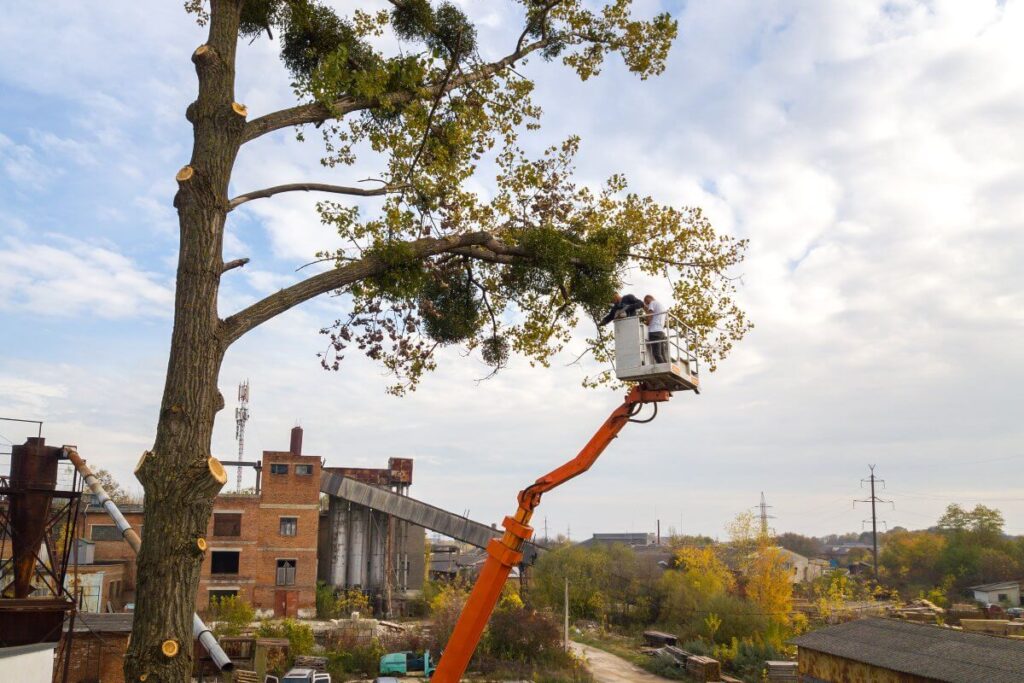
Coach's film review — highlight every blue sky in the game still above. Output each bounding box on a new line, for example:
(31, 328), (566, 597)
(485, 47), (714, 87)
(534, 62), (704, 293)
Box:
(2, 0), (1023, 539)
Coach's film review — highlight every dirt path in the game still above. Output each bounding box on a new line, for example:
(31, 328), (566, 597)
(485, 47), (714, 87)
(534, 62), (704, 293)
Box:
(572, 642), (669, 682)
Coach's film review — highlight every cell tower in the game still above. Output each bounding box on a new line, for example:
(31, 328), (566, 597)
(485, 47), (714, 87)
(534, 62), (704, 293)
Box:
(235, 380), (250, 491)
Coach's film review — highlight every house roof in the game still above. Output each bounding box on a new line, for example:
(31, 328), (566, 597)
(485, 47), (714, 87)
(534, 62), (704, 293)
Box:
(65, 613), (134, 633)
(790, 618), (1024, 683)
(970, 581), (1021, 592)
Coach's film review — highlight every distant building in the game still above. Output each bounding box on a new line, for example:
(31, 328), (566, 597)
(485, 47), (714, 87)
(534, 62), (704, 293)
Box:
(201, 427), (323, 618)
(81, 427), (325, 618)
(791, 617), (1024, 682)
(578, 532), (655, 547)
(777, 548), (830, 584)
(970, 581), (1023, 607)
(825, 541), (874, 558)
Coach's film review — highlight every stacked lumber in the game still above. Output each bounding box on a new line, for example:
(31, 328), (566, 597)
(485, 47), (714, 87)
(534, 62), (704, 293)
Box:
(685, 655), (721, 681)
(765, 660), (798, 682)
(294, 654), (329, 672)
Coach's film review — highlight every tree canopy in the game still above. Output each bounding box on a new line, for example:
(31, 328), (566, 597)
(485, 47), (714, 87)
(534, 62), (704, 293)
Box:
(208, 0), (751, 392)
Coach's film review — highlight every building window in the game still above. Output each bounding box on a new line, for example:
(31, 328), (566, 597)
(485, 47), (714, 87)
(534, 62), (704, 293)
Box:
(208, 589), (238, 605)
(276, 559), (296, 586)
(295, 464), (313, 475)
(211, 550), (240, 575)
(999, 593), (1009, 602)
(270, 463), (289, 475)
(279, 517), (298, 537)
(91, 525), (121, 541)
(213, 512), (242, 537)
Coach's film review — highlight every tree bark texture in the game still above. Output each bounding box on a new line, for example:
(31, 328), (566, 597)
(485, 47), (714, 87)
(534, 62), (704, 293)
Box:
(125, 2), (244, 680)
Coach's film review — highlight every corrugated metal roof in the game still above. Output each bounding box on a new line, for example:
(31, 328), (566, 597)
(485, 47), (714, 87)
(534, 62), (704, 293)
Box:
(970, 581), (1021, 591)
(791, 618), (1024, 683)
(66, 613), (134, 633)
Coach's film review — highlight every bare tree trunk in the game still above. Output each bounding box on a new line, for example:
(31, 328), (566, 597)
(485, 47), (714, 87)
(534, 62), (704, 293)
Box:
(125, 2), (244, 680)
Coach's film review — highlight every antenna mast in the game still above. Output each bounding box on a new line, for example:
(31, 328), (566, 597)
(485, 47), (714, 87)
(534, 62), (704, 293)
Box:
(235, 380), (250, 491)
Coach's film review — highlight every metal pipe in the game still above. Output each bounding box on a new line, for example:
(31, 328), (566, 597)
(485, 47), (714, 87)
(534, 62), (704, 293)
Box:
(66, 449), (233, 672)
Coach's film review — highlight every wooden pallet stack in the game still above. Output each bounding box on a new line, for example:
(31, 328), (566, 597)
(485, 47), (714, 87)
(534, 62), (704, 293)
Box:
(765, 660), (798, 682)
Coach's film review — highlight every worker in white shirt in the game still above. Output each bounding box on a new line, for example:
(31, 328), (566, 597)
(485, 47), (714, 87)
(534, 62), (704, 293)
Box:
(643, 294), (669, 364)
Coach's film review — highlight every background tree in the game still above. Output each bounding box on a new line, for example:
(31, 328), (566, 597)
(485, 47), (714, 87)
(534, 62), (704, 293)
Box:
(92, 468), (131, 504)
(127, 1), (752, 678)
(776, 532), (821, 559)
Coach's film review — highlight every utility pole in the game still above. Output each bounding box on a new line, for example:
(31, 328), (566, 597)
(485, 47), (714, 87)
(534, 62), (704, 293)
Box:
(564, 576), (569, 651)
(855, 465), (893, 581)
(757, 492), (775, 537)
(234, 380), (250, 491)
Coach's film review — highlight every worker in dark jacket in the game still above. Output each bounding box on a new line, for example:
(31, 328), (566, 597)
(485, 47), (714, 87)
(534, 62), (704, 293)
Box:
(599, 293), (645, 326)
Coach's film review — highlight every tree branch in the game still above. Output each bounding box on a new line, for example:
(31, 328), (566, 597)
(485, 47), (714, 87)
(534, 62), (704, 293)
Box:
(627, 253), (710, 269)
(227, 182), (403, 210)
(222, 258), (250, 273)
(222, 231), (510, 343)
(241, 38), (552, 143)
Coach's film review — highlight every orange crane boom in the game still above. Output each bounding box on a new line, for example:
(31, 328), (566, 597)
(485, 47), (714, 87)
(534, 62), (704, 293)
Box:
(430, 385), (672, 682)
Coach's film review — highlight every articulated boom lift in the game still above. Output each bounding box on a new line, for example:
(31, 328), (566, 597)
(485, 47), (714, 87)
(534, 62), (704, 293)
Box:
(431, 312), (699, 682)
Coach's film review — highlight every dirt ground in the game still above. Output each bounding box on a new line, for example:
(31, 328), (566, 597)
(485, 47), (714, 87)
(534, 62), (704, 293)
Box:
(572, 642), (668, 682)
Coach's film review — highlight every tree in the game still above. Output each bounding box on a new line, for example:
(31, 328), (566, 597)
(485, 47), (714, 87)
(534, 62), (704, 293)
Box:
(726, 511), (792, 625)
(127, 2), (752, 678)
(776, 532), (821, 559)
(93, 469), (131, 504)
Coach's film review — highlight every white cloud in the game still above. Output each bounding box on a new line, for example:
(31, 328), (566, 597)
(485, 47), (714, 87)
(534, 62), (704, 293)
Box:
(2, 0), (1023, 538)
(0, 236), (174, 318)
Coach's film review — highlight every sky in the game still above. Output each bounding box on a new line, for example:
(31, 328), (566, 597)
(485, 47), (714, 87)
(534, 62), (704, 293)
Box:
(1, 0), (1022, 540)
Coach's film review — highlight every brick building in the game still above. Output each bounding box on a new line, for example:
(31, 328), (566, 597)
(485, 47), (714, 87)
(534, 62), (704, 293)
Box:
(79, 427), (321, 618)
(201, 426), (321, 617)
(62, 613), (132, 683)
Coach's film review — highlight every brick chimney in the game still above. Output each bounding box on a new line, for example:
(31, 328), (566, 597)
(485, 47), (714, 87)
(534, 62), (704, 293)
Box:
(290, 426), (303, 455)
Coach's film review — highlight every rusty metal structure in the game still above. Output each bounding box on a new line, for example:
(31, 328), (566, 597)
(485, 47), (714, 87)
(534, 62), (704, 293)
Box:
(0, 431), (82, 683)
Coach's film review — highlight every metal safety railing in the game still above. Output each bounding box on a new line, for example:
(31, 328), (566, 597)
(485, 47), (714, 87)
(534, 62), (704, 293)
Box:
(637, 310), (700, 375)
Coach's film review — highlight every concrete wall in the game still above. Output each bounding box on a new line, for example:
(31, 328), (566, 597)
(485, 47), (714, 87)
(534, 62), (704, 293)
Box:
(0, 644), (56, 683)
(973, 585), (1021, 606)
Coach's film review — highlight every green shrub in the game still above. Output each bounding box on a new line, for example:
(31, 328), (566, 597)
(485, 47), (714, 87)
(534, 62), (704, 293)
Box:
(207, 595), (255, 636)
(482, 606), (566, 664)
(256, 618), (315, 665)
(316, 581), (373, 619)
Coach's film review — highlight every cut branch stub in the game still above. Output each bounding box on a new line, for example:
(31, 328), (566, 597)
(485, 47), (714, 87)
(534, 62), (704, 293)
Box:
(191, 44), (217, 66)
(231, 102), (247, 118)
(207, 456), (227, 485)
(134, 451), (150, 475)
(176, 166), (195, 183)
(196, 537), (208, 552)
(161, 639), (180, 659)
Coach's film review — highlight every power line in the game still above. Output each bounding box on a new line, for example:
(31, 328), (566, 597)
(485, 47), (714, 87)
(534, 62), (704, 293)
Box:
(854, 465), (894, 580)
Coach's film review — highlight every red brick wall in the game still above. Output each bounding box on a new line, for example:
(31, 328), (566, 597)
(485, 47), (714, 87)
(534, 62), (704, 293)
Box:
(200, 494), (261, 609)
(64, 633), (129, 683)
(79, 448), (322, 618)
(253, 451), (321, 615)
(82, 510), (144, 589)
